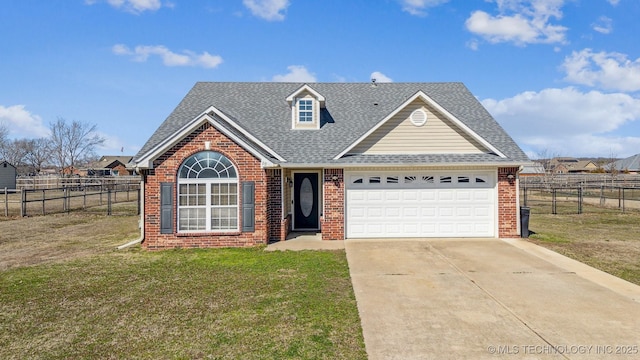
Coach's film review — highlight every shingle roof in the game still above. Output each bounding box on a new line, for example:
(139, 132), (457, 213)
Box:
(135, 82), (529, 165)
(612, 154), (640, 171)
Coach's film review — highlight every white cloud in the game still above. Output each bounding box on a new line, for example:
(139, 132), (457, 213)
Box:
(243, 0), (290, 21)
(482, 87), (640, 157)
(562, 49), (640, 92)
(399, 0), (449, 16)
(0, 105), (50, 139)
(272, 65), (316, 82)
(465, 0), (568, 46)
(112, 44), (223, 69)
(85, 0), (168, 14)
(607, 0), (620, 5)
(370, 71), (393, 83)
(592, 16), (613, 34)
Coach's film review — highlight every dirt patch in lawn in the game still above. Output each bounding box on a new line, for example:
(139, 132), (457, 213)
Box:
(0, 210), (139, 271)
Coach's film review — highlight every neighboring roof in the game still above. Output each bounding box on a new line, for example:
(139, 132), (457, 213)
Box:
(612, 154), (640, 171)
(98, 156), (134, 167)
(521, 163), (545, 175)
(1, 160), (17, 170)
(135, 82), (529, 167)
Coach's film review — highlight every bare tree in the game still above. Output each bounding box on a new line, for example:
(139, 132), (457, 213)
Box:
(2, 139), (30, 173)
(0, 122), (8, 159)
(534, 148), (560, 189)
(23, 138), (51, 174)
(49, 118), (105, 173)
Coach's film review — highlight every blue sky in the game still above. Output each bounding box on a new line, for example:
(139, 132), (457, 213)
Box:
(1, 0), (639, 159)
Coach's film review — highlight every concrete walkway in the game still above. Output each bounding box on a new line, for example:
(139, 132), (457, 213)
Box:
(264, 232), (345, 251)
(346, 238), (640, 360)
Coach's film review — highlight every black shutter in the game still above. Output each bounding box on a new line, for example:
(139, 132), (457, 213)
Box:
(160, 183), (173, 234)
(242, 181), (255, 232)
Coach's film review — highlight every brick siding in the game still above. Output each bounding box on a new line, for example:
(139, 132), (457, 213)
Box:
(498, 167), (520, 238)
(321, 169), (344, 240)
(142, 122), (271, 249)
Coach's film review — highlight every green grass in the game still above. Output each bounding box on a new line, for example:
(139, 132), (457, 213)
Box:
(0, 248), (367, 359)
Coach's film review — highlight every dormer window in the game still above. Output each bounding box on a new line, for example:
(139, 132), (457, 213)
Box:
(298, 99), (313, 122)
(286, 84), (325, 130)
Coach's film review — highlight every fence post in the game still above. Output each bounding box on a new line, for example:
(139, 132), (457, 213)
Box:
(137, 187), (141, 215)
(552, 188), (557, 215)
(622, 188), (625, 213)
(21, 189), (26, 217)
(4, 187), (7, 217)
(618, 188), (622, 209)
(107, 189), (112, 215)
(83, 186), (87, 209)
(600, 185), (604, 206)
(523, 184), (528, 207)
(578, 187), (583, 214)
(42, 189), (45, 215)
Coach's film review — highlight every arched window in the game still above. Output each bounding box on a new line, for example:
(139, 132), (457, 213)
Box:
(177, 151), (238, 232)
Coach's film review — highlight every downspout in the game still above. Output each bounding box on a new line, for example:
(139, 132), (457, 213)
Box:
(117, 176), (145, 249)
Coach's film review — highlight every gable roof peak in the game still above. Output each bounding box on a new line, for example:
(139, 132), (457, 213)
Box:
(285, 84), (325, 104)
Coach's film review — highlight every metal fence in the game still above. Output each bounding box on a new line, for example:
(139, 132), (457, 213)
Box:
(521, 185), (640, 214)
(1, 183), (140, 217)
(16, 175), (141, 190)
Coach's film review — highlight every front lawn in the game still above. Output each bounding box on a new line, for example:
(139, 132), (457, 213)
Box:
(0, 213), (366, 359)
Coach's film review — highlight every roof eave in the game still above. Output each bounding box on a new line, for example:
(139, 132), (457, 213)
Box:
(134, 109), (281, 170)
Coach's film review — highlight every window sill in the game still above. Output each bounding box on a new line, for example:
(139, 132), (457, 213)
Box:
(176, 231), (242, 237)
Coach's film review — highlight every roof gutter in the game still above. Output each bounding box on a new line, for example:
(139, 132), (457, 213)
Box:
(277, 161), (533, 169)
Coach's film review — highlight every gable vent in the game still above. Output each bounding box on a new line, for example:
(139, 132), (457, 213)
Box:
(410, 109), (427, 127)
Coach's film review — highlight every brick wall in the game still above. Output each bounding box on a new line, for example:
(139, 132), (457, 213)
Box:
(498, 167), (520, 238)
(266, 169), (286, 242)
(321, 169), (344, 240)
(142, 122), (269, 249)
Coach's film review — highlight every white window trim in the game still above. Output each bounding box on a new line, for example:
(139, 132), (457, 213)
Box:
(177, 177), (240, 233)
(177, 151), (240, 233)
(297, 98), (314, 123)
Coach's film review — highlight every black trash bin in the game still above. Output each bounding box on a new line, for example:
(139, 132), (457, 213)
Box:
(520, 206), (530, 238)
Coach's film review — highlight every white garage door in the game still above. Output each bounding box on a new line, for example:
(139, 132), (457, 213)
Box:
(345, 171), (496, 238)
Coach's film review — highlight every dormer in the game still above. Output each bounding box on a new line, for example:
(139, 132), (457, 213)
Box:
(286, 84), (325, 130)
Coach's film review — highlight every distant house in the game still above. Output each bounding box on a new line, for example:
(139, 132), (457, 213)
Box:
(549, 157), (597, 174)
(62, 156), (135, 176)
(611, 154), (640, 174)
(92, 156), (134, 176)
(0, 161), (17, 189)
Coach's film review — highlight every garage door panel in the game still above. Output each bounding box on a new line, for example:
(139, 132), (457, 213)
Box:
(385, 191), (401, 201)
(367, 206), (384, 216)
(456, 190), (472, 201)
(346, 172), (496, 238)
(439, 207), (454, 217)
(420, 191), (437, 201)
(474, 190), (491, 201)
(438, 191), (454, 201)
(456, 206), (473, 217)
(385, 207), (402, 217)
(402, 191), (419, 201)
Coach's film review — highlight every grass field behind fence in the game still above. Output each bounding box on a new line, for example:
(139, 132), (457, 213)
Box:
(1, 187), (139, 217)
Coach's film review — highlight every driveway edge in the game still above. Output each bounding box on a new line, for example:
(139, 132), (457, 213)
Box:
(502, 238), (640, 303)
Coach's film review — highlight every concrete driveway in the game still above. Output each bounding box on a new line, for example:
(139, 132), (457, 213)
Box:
(345, 238), (640, 359)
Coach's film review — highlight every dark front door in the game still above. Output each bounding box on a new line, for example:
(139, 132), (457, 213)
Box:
(293, 172), (319, 230)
